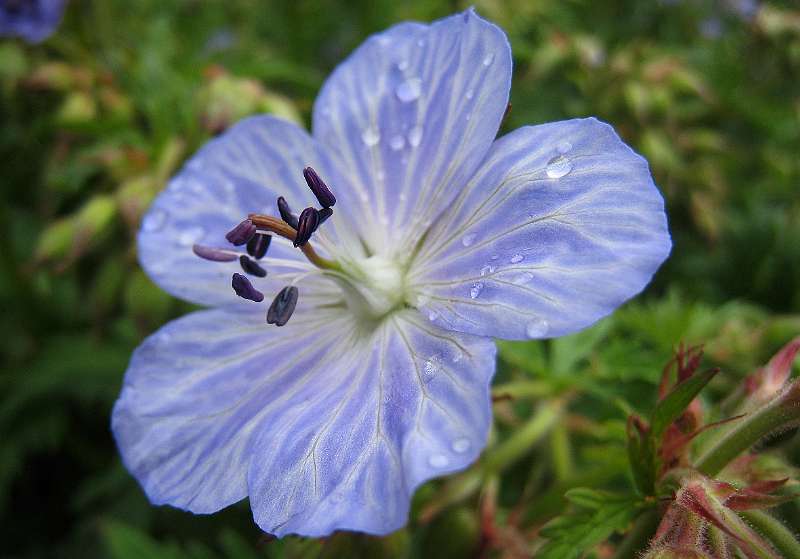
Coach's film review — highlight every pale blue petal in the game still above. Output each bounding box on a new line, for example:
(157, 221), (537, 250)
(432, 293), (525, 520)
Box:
(112, 307), (495, 536)
(312, 9), (511, 256)
(409, 118), (671, 340)
(138, 115), (350, 307)
(248, 311), (495, 537)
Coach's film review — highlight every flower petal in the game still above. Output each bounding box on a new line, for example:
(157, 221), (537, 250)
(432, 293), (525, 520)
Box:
(248, 311), (495, 536)
(409, 118), (671, 340)
(312, 9), (511, 255)
(112, 307), (495, 536)
(138, 115), (349, 307)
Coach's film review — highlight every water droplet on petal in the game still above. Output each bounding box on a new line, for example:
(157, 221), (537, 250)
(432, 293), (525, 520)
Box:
(470, 282), (484, 299)
(557, 140), (573, 154)
(451, 349), (463, 363)
(545, 155), (572, 179)
(397, 60), (409, 71)
(141, 208), (167, 232)
(428, 454), (449, 468)
(407, 125), (423, 147)
(461, 233), (477, 247)
(428, 310), (439, 321)
(482, 53), (495, 66)
(525, 318), (550, 338)
(389, 134), (405, 151)
(177, 226), (204, 246)
(465, 89), (474, 100)
(361, 127), (380, 146)
(510, 254), (524, 264)
(396, 77), (422, 103)
(424, 355), (442, 380)
(451, 438), (471, 453)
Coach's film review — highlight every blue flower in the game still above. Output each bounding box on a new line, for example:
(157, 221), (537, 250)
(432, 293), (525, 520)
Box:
(0, 0), (66, 43)
(112, 10), (671, 537)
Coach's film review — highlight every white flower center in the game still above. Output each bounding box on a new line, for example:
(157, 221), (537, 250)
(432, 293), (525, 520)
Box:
(338, 254), (406, 320)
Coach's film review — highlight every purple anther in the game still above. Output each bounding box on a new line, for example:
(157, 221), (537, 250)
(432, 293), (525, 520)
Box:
(277, 196), (299, 230)
(267, 285), (299, 326)
(192, 244), (238, 262)
(247, 233), (271, 260)
(318, 207), (333, 225)
(294, 207), (320, 247)
(303, 166), (336, 208)
(225, 218), (257, 246)
(231, 273), (264, 302)
(239, 255), (267, 277)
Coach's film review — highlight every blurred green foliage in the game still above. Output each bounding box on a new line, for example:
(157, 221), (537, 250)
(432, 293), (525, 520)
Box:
(1, 0), (799, 557)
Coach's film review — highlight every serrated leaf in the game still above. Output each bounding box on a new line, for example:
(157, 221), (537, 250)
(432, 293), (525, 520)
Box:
(538, 493), (642, 559)
(650, 368), (719, 442)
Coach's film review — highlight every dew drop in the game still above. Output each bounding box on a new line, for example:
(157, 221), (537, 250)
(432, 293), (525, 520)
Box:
(397, 60), (409, 71)
(451, 349), (463, 363)
(451, 438), (471, 453)
(389, 134), (405, 151)
(482, 53), (495, 66)
(465, 89), (474, 100)
(461, 233), (477, 247)
(407, 125), (423, 147)
(428, 310), (439, 321)
(396, 77), (422, 103)
(510, 254), (524, 264)
(545, 155), (573, 179)
(470, 282), (484, 299)
(141, 208), (167, 232)
(525, 318), (550, 338)
(424, 355), (442, 379)
(557, 140), (573, 154)
(361, 127), (381, 146)
(428, 454), (449, 468)
(177, 226), (204, 246)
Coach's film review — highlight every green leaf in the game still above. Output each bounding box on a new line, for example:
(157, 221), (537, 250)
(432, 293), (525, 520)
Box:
(537, 491), (642, 559)
(626, 416), (655, 496)
(650, 368), (719, 442)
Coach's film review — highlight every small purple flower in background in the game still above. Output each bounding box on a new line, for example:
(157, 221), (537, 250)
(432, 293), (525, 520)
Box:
(112, 10), (671, 537)
(0, 0), (66, 43)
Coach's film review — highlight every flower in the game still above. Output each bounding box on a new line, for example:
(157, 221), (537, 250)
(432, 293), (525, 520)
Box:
(112, 9), (671, 537)
(0, 0), (66, 43)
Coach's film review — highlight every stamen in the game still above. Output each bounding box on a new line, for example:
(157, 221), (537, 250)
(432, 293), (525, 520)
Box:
(247, 214), (339, 271)
(277, 196), (299, 229)
(294, 207), (320, 247)
(231, 273), (264, 302)
(246, 233), (271, 260)
(318, 207), (333, 225)
(303, 166), (336, 208)
(239, 255), (267, 277)
(267, 285), (299, 326)
(225, 218), (257, 246)
(192, 244), (238, 262)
